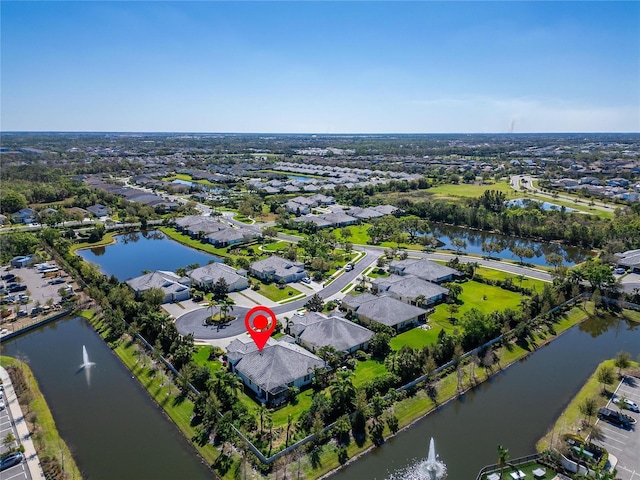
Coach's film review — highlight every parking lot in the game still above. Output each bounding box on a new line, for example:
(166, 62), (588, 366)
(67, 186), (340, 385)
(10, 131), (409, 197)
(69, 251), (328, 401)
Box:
(594, 376), (640, 479)
(1, 263), (73, 333)
(0, 386), (31, 480)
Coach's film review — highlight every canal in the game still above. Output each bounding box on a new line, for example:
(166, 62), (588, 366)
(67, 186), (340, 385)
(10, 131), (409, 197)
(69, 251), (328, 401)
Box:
(2, 315), (213, 480)
(330, 315), (640, 479)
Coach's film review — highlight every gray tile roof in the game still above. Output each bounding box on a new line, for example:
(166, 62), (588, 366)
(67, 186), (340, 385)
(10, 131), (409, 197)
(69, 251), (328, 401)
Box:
(187, 263), (246, 287)
(299, 316), (374, 352)
(373, 274), (449, 300)
(250, 256), (306, 278)
(234, 342), (325, 395)
(342, 293), (427, 327)
(389, 259), (461, 282)
(125, 270), (190, 292)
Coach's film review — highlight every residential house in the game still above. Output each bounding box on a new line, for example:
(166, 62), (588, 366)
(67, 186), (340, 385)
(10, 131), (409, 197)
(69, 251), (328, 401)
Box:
(372, 274), (449, 306)
(341, 293), (428, 332)
(249, 256), (307, 283)
(227, 337), (325, 406)
(615, 249), (640, 274)
(125, 271), (191, 303)
(11, 208), (37, 224)
(86, 204), (111, 218)
(187, 263), (249, 292)
(388, 259), (461, 284)
(288, 311), (374, 355)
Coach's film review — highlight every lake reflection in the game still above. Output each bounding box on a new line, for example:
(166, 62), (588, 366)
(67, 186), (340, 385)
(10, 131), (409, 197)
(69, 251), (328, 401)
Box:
(431, 224), (590, 266)
(77, 230), (220, 281)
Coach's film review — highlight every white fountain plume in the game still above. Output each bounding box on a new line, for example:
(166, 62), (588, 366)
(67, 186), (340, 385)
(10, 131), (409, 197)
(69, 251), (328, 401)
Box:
(80, 345), (96, 369)
(386, 436), (447, 480)
(425, 437), (446, 480)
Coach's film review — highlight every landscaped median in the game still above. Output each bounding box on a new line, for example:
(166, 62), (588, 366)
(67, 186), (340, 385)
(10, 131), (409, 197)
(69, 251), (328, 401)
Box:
(0, 356), (82, 480)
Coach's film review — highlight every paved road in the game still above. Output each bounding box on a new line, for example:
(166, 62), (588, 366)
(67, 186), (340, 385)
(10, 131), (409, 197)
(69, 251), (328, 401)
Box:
(511, 175), (616, 214)
(176, 249), (380, 338)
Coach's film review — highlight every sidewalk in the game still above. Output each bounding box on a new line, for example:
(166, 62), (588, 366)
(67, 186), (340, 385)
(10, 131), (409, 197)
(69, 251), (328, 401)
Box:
(0, 366), (44, 480)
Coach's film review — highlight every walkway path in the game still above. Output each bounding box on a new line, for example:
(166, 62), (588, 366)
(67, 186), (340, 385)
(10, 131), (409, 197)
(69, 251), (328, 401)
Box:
(0, 366), (43, 480)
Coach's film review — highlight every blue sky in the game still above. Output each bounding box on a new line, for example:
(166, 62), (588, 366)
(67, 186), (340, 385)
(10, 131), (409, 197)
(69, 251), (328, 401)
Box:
(2, 1), (638, 133)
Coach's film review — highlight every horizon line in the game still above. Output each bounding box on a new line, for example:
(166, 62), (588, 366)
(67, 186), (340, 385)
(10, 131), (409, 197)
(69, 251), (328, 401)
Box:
(3, 130), (640, 136)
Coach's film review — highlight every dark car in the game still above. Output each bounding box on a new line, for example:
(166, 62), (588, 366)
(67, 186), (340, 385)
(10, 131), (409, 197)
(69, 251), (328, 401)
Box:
(49, 278), (65, 285)
(598, 407), (632, 428)
(1, 274), (16, 281)
(0, 452), (24, 471)
(8, 284), (27, 293)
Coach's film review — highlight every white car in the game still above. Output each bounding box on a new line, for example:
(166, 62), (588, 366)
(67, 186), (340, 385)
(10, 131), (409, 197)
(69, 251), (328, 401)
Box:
(0, 401), (5, 411)
(623, 399), (639, 412)
(613, 396), (640, 412)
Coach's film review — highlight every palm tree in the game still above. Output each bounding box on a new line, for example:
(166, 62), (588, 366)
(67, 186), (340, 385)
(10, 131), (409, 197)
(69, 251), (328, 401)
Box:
(257, 403), (267, 436)
(219, 297), (235, 323)
(497, 444), (509, 479)
(207, 298), (218, 325)
(329, 369), (356, 415)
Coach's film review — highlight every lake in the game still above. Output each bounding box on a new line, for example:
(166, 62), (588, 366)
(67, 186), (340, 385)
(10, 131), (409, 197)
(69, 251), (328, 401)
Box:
(506, 198), (577, 212)
(431, 224), (589, 266)
(77, 230), (220, 281)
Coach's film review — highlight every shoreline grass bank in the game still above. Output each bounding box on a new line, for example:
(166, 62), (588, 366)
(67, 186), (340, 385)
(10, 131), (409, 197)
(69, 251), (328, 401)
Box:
(0, 356), (82, 480)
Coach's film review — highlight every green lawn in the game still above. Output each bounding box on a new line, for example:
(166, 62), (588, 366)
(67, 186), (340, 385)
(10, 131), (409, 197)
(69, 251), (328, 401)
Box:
(475, 266), (548, 292)
(256, 282), (302, 302)
(430, 280), (524, 322)
(159, 226), (230, 257)
(352, 359), (389, 387)
(262, 240), (290, 252)
(424, 181), (514, 198)
(192, 345), (223, 376)
(390, 327), (442, 351)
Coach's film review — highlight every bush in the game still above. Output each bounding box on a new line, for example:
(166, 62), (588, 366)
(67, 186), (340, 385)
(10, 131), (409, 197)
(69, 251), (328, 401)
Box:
(354, 350), (369, 361)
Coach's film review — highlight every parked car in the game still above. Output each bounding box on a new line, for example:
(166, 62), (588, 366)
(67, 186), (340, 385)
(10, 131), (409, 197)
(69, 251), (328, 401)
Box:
(0, 401), (5, 411)
(30, 307), (43, 316)
(622, 398), (639, 412)
(49, 278), (66, 285)
(0, 452), (24, 471)
(17, 309), (27, 317)
(8, 284), (27, 293)
(1, 274), (16, 281)
(614, 267), (626, 275)
(345, 263), (354, 271)
(301, 277), (311, 284)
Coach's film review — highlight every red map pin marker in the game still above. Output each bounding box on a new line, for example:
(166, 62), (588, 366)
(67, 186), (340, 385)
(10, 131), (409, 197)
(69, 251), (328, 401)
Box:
(245, 306), (277, 351)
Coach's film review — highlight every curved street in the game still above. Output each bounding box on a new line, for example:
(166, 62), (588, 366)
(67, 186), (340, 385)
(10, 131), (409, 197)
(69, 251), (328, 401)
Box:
(175, 243), (553, 341)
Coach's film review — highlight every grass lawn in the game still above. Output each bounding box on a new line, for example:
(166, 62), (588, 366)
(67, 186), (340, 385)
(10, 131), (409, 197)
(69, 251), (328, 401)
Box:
(390, 327), (442, 351)
(343, 224), (372, 245)
(262, 240), (290, 252)
(430, 280), (524, 323)
(192, 345), (223, 376)
(367, 267), (390, 278)
(426, 181), (515, 199)
(71, 231), (117, 252)
(475, 266), (549, 292)
(159, 226), (229, 258)
(257, 282), (302, 302)
(352, 359), (389, 387)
